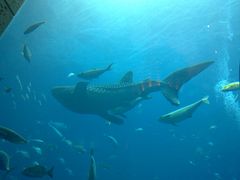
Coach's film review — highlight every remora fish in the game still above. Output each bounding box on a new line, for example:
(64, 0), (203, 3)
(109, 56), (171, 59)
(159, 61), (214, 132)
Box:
(88, 149), (96, 180)
(24, 21), (45, 35)
(159, 96), (210, 125)
(22, 44), (32, 63)
(77, 63), (113, 80)
(0, 125), (28, 144)
(22, 165), (54, 178)
(52, 61), (214, 125)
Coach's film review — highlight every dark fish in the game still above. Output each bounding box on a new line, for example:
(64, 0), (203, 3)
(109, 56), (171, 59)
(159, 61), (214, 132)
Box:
(22, 165), (54, 178)
(24, 21), (45, 35)
(77, 63), (113, 80)
(0, 125), (28, 144)
(22, 44), (32, 63)
(0, 151), (10, 171)
(4, 87), (12, 93)
(0, 151), (12, 180)
(0, 77), (4, 81)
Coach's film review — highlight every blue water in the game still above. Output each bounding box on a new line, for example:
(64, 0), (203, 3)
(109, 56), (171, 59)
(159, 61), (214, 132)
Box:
(0, 0), (240, 179)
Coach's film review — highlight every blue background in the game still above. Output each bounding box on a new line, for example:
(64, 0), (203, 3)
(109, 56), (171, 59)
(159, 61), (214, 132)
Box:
(0, 0), (239, 179)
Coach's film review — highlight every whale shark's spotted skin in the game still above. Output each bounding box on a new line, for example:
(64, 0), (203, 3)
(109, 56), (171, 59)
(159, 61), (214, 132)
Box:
(52, 61), (214, 124)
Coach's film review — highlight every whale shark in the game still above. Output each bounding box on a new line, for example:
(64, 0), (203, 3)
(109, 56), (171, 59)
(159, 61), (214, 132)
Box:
(51, 61), (214, 125)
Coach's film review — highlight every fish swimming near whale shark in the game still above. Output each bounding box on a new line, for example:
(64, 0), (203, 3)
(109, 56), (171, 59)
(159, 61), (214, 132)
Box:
(77, 63), (113, 80)
(52, 61), (214, 125)
(159, 96), (210, 125)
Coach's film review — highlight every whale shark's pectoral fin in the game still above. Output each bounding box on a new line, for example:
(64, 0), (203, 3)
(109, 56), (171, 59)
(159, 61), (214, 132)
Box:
(119, 71), (133, 84)
(100, 113), (124, 125)
(74, 81), (89, 94)
(161, 61), (214, 105)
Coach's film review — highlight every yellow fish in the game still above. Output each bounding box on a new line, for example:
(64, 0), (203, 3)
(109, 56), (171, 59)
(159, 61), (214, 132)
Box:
(221, 82), (240, 92)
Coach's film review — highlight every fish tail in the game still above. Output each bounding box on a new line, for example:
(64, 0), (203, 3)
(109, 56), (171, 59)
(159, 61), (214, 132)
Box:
(48, 166), (54, 178)
(161, 61), (214, 105)
(106, 63), (113, 71)
(202, 96), (210, 104)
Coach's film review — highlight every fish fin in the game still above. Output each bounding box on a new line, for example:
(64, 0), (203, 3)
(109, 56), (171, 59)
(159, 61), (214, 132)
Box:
(48, 166), (54, 178)
(119, 71), (133, 84)
(106, 63), (113, 71)
(74, 81), (88, 93)
(100, 113), (124, 125)
(202, 96), (210, 104)
(161, 61), (214, 105)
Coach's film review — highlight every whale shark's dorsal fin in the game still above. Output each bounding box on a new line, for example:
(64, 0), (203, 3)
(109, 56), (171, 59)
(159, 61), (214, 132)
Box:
(119, 71), (133, 84)
(74, 82), (88, 93)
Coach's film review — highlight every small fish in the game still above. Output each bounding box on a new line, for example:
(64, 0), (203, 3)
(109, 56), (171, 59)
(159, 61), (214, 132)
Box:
(209, 125), (217, 130)
(16, 150), (30, 158)
(16, 75), (23, 90)
(30, 139), (45, 143)
(0, 151), (12, 179)
(67, 73), (75, 78)
(135, 127), (144, 132)
(77, 63), (113, 80)
(48, 122), (64, 139)
(22, 165), (54, 178)
(58, 158), (65, 164)
(0, 151), (10, 171)
(159, 96), (210, 125)
(24, 21), (45, 35)
(106, 135), (118, 146)
(65, 168), (74, 176)
(63, 139), (72, 146)
(88, 149), (96, 180)
(22, 44), (32, 63)
(32, 146), (42, 155)
(188, 160), (196, 166)
(222, 82), (240, 92)
(49, 121), (67, 130)
(0, 125), (28, 144)
(208, 141), (214, 146)
(0, 77), (4, 81)
(72, 144), (87, 154)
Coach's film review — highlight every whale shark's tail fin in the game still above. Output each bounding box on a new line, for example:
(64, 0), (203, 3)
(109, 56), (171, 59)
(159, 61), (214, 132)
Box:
(161, 61), (214, 105)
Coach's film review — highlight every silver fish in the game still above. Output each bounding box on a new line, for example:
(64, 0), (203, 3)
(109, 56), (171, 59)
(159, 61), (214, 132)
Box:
(22, 165), (54, 178)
